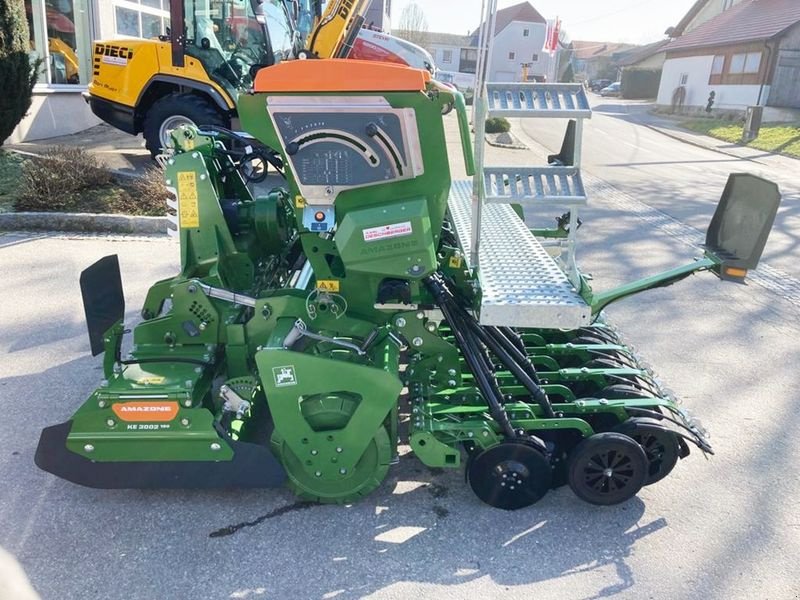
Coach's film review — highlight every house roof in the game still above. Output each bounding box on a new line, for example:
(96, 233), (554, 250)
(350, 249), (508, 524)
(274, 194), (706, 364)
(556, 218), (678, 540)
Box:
(571, 40), (636, 60)
(470, 2), (546, 38)
(669, 0), (711, 37)
(615, 39), (670, 66)
(422, 32), (473, 48)
(665, 0), (800, 52)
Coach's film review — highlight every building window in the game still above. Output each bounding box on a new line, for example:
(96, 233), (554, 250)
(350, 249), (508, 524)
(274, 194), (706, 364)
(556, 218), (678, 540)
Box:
(114, 0), (169, 39)
(460, 48), (477, 73)
(523, 28), (529, 37)
(442, 49), (452, 64)
(508, 51), (516, 60)
(709, 54), (725, 84)
(531, 53), (538, 62)
(728, 52), (761, 73)
(25, 0), (91, 85)
(679, 73), (689, 85)
(708, 50), (763, 85)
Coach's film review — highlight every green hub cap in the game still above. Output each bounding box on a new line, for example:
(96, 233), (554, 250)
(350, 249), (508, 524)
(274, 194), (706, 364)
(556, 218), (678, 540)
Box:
(271, 395), (391, 503)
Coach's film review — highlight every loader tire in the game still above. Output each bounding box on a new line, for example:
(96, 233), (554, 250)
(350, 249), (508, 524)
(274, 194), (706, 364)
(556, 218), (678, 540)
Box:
(143, 93), (229, 157)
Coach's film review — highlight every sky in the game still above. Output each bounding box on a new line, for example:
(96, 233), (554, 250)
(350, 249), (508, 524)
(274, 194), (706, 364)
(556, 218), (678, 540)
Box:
(390, 0), (700, 45)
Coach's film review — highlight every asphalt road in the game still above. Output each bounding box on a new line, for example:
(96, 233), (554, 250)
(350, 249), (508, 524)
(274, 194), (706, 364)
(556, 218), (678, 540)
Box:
(1, 104), (799, 600)
(514, 97), (800, 280)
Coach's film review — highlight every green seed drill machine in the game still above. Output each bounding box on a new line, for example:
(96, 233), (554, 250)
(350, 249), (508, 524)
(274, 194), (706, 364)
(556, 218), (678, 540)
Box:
(36, 54), (781, 509)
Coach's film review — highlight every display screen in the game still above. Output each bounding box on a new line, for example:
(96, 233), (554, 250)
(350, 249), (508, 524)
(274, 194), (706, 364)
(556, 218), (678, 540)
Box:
(272, 112), (411, 187)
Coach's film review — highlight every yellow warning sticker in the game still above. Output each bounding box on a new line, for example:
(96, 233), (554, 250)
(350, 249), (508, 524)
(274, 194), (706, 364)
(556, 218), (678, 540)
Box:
(177, 171), (200, 228)
(449, 255), (463, 268)
(295, 195), (306, 208)
(136, 376), (166, 385)
(317, 280), (340, 292)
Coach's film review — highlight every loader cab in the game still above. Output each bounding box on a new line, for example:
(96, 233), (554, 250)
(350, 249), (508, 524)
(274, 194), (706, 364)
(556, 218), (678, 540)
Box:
(176, 0), (297, 95)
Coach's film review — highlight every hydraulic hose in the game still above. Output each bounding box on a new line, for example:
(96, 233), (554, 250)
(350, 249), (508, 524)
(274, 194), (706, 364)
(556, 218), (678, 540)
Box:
(465, 322), (556, 418)
(425, 275), (516, 439)
(498, 327), (539, 383)
(425, 274), (556, 419)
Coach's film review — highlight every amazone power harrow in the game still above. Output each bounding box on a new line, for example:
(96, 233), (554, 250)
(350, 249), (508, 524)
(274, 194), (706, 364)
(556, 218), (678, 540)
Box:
(36, 59), (781, 509)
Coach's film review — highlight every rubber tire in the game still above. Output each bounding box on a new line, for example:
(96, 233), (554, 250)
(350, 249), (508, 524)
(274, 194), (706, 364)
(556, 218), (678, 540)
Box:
(441, 102), (454, 115)
(143, 92), (229, 157)
(567, 432), (648, 506)
(614, 417), (680, 485)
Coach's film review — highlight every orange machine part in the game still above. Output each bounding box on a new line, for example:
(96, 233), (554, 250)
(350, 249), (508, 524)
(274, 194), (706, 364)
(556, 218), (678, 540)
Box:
(112, 401), (179, 422)
(254, 59), (430, 93)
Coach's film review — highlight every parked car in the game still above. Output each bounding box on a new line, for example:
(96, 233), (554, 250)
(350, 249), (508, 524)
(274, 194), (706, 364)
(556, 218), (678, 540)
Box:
(600, 82), (622, 97)
(589, 78), (612, 92)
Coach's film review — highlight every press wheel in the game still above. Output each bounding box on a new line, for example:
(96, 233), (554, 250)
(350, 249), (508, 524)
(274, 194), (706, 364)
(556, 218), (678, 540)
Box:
(271, 395), (391, 504)
(467, 440), (552, 510)
(614, 418), (680, 485)
(567, 432), (647, 505)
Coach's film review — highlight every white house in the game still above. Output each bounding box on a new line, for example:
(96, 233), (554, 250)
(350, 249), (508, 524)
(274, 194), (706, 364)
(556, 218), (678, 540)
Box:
(418, 3), (553, 84)
(474, 2), (553, 82)
(656, 0), (800, 114)
(424, 33), (476, 75)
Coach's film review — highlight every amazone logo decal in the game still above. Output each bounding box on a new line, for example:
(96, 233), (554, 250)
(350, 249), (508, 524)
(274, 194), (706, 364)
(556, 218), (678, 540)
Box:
(111, 401), (179, 422)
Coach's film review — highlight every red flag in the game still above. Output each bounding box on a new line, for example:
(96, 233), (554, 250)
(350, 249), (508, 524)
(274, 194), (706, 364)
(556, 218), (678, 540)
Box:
(543, 18), (560, 55)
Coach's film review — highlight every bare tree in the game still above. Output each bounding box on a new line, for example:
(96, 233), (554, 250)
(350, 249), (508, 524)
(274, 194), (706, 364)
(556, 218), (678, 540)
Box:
(395, 3), (429, 47)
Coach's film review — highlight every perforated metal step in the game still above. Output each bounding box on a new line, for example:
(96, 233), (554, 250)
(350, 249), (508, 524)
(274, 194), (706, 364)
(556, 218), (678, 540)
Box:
(485, 83), (592, 118)
(483, 166), (587, 205)
(448, 180), (591, 329)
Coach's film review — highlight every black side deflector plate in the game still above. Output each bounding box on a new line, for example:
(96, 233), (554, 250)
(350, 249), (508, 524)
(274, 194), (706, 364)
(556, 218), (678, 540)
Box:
(80, 255), (125, 356)
(35, 421), (287, 489)
(706, 173), (781, 273)
(548, 119), (576, 166)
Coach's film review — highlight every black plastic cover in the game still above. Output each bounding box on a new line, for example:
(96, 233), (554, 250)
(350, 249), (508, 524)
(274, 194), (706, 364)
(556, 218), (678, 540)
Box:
(705, 173), (781, 271)
(547, 119), (576, 166)
(80, 255), (125, 356)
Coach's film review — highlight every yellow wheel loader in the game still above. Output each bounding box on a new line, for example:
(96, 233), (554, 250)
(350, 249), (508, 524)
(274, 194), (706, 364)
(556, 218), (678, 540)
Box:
(86, 0), (434, 157)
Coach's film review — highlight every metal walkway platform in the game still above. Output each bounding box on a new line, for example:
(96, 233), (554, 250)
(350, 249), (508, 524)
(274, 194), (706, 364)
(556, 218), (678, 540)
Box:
(485, 83), (592, 119)
(448, 180), (591, 329)
(483, 166), (587, 205)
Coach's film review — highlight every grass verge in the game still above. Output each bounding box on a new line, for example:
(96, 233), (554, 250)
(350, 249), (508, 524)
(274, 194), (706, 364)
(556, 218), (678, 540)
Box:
(680, 119), (800, 158)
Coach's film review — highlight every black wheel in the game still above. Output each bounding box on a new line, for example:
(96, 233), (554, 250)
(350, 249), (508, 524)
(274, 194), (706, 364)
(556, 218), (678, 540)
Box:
(143, 93), (229, 157)
(567, 432), (647, 505)
(468, 440), (552, 510)
(441, 102), (454, 115)
(614, 418), (680, 485)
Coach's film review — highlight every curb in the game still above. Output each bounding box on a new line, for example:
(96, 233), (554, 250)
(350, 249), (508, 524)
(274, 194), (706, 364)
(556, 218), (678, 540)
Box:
(0, 212), (169, 234)
(485, 138), (528, 150)
(485, 132), (528, 150)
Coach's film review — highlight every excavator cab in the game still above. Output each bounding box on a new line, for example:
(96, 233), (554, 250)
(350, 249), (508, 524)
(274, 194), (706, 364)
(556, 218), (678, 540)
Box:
(178, 0), (297, 94)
